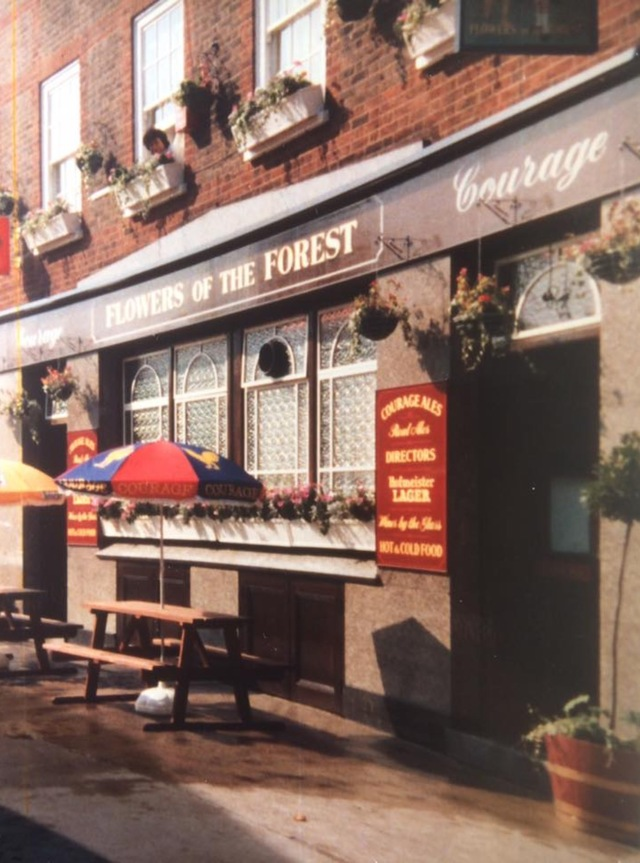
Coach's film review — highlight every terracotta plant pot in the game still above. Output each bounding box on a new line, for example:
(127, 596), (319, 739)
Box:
(545, 734), (640, 846)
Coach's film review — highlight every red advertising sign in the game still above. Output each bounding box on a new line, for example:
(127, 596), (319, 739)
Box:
(66, 430), (99, 546)
(0, 217), (10, 275)
(376, 383), (447, 572)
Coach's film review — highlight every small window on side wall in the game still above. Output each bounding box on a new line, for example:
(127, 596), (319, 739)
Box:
(134, 0), (184, 161)
(41, 61), (81, 212)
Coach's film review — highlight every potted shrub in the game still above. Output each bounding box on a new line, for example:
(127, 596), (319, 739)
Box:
(21, 197), (83, 256)
(564, 197), (640, 284)
(173, 78), (215, 134)
(394, 0), (456, 69)
(230, 68), (327, 161)
(0, 188), (16, 217)
(41, 364), (78, 402)
(525, 432), (640, 846)
(349, 280), (413, 350)
(450, 268), (513, 371)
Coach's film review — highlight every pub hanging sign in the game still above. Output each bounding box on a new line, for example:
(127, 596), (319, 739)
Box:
(375, 383), (447, 573)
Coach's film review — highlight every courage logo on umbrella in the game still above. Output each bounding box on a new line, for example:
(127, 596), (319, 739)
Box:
(56, 440), (262, 505)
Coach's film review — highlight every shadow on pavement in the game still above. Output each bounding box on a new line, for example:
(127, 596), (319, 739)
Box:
(0, 802), (111, 863)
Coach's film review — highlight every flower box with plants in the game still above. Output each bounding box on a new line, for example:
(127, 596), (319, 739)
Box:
(230, 69), (328, 161)
(108, 156), (185, 219)
(349, 280), (413, 351)
(564, 197), (640, 285)
(450, 269), (513, 371)
(524, 432), (640, 846)
(99, 483), (376, 551)
(21, 198), (83, 256)
(394, 0), (456, 69)
(0, 187), (16, 217)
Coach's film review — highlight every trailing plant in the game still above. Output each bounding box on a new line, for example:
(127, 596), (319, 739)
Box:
(450, 268), (513, 371)
(564, 197), (640, 283)
(0, 187), (16, 216)
(349, 280), (413, 352)
(394, 0), (448, 39)
(75, 141), (105, 185)
(173, 78), (215, 110)
(40, 364), (78, 400)
(97, 482), (376, 536)
(21, 197), (72, 236)
(107, 154), (175, 219)
(1, 390), (41, 444)
(229, 67), (311, 147)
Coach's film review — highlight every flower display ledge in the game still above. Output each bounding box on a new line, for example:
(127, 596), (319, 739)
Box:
(403, 0), (456, 70)
(233, 84), (328, 162)
(114, 162), (186, 218)
(100, 516), (375, 552)
(22, 212), (83, 256)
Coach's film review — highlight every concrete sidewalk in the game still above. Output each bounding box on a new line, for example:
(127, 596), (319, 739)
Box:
(0, 645), (638, 863)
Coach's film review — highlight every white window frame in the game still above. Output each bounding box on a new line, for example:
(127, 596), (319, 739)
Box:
(41, 61), (81, 211)
(255, 0), (326, 89)
(133, 0), (184, 162)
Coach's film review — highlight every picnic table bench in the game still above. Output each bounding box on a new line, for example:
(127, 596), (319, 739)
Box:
(46, 600), (288, 732)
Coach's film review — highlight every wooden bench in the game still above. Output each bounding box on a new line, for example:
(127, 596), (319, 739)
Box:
(150, 637), (290, 681)
(44, 641), (172, 674)
(0, 614), (83, 642)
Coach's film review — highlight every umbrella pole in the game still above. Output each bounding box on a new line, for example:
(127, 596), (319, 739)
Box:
(159, 513), (165, 662)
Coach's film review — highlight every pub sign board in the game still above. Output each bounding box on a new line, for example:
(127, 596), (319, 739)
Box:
(66, 430), (98, 546)
(458, 0), (598, 55)
(375, 383), (447, 573)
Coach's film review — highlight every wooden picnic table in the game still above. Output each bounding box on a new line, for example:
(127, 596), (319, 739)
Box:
(0, 587), (82, 675)
(46, 599), (287, 732)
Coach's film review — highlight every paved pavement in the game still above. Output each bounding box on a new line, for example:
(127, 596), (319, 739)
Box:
(0, 642), (638, 863)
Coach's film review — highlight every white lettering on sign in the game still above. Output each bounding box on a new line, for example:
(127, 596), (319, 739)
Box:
(453, 132), (609, 213)
(105, 282), (185, 328)
(263, 219), (358, 282)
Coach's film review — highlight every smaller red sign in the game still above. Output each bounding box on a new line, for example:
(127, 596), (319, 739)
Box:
(66, 430), (99, 547)
(376, 383), (447, 573)
(0, 217), (10, 275)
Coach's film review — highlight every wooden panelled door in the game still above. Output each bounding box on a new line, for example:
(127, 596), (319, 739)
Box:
(476, 339), (599, 742)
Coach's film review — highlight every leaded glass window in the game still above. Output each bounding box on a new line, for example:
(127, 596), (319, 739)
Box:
(124, 350), (170, 443)
(244, 317), (309, 488)
(318, 306), (376, 493)
(175, 338), (228, 452)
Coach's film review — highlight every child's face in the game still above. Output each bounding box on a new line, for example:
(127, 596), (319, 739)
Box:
(150, 138), (166, 154)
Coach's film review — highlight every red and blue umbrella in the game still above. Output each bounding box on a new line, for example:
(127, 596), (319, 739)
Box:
(55, 440), (262, 505)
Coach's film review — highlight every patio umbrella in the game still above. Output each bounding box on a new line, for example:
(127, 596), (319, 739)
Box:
(56, 440), (263, 715)
(0, 459), (65, 506)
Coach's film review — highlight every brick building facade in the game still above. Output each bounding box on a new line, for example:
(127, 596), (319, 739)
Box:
(0, 0), (639, 775)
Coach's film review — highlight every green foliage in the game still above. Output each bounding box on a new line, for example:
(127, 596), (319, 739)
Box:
(584, 431), (640, 525)
(229, 68), (310, 146)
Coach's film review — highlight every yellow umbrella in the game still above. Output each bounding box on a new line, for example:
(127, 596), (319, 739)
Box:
(0, 459), (65, 506)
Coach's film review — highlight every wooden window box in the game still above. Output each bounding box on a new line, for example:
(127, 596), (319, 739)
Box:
(402, 0), (456, 70)
(22, 212), (83, 256)
(114, 162), (186, 218)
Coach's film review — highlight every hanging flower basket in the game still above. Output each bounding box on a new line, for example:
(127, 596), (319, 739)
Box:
(357, 307), (399, 341)
(0, 190), (15, 217)
(450, 269), (513, 371)
(333, 0), (373, 21)
(564, 197), (640, 285)
(41, 365), (78, 402)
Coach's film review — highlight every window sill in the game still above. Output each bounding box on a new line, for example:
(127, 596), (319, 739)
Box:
(232, 84), (329, 162)
(113, 162), (186, 218)
(22, 211), (83, 256)
(101, 516), (375, 552)
(402, 0), (456, 70)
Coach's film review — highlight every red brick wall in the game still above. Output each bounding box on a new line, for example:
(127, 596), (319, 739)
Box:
(0, 0), (638, 310)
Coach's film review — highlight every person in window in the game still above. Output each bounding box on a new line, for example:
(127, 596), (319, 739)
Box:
(142, 128), (174, 164)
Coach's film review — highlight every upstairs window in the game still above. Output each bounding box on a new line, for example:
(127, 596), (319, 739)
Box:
(41, 62), (81, 211)
(256, 0), (325, 86)
(134, 0), (184, 160)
